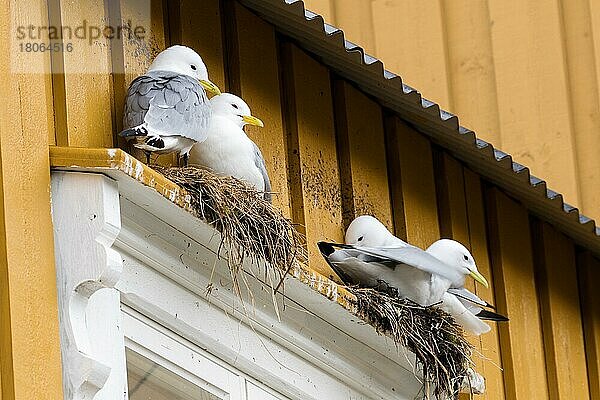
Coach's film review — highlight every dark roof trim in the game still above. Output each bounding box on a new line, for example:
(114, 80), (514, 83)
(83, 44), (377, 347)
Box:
(238, 0), (600, 256)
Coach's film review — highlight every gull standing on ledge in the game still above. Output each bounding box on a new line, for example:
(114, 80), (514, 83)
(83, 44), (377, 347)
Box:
(120, 45), (221, 165)
(189, 93), (271, 202)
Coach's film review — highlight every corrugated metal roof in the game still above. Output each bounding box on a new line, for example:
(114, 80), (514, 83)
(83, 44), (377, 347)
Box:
(238, 0), (600, 256)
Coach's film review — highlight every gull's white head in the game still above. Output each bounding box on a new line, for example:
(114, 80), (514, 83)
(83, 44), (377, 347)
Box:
(426, 239), (489, 288)
(210, 93), (264, 129)
(148, 45), (220, 95)
(345, 215), (400, 247)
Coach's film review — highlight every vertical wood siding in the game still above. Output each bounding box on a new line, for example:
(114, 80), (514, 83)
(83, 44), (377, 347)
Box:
(226, 1), (292, 216)
(578, 252), (600, 400)
(486, 188), (549, 399)
(1, 0), (64, 398)
(534, 222), (590, 399)
(4, 0), (598, 399)
(303, 0), (600, 223)
(435, 153), (505, 400)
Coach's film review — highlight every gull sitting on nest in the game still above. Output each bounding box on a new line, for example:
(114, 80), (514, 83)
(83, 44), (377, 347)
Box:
(120, 45), (221, 165)
(318, 215), (507, 335)
(189, 93), (271, 202)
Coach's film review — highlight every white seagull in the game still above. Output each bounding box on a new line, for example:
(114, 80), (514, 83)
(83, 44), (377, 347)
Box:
(318, 215), (507, 334)
(120, 45), (221, 165)
(189, 93), (271, 202)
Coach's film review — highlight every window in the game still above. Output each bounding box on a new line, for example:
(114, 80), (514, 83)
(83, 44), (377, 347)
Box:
(123, 307), (285, 400)
(127, 349), (221, 400)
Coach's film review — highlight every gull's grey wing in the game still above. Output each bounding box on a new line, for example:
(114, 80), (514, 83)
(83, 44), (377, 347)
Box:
(123, 71), (211, 142)
(447, 288), (509, 321)
(252, 141), (272, 202)
(447, 288), (491, 309)
(317, 242), (391, 286)
(349, 245), (464, 283)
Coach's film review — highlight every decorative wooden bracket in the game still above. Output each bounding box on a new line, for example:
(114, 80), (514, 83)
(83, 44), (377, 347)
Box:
(51, 172), (127, 400)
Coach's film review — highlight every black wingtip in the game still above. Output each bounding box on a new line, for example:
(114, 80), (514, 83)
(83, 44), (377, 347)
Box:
(119, 128), (140, 137)
(476, 309), (509, 322)
(317, 241), (336, 257)
(316, 242), (355, 286)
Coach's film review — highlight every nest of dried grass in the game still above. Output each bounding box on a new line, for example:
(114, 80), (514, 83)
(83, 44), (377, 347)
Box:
(349, 287), (474, 399)
(152, 165), (306, 296)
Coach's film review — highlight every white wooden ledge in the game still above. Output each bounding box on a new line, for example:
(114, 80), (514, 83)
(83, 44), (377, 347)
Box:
(50, 147), (421, 400)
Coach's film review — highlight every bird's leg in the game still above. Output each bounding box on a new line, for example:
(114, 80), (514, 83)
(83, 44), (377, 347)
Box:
(144, 151), (151, 165)
(375, 279), (391, 293)
(181, 152), (189, 167)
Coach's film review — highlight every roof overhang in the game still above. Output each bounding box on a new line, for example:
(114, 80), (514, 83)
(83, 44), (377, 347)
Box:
(237, 0), (600, 257)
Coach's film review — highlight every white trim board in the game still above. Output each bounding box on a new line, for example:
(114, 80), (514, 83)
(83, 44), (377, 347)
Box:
(51, 170), (421, 400)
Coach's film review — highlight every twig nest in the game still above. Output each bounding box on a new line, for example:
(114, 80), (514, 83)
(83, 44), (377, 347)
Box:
(349, 287), (474, 399)
(152, 165), (307, 274)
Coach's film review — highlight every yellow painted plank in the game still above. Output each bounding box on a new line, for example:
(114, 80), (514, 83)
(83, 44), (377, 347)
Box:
(280, 43), (343, 279)
(333, 80), (392, 231)
(486, 188), (549, 399)
(436, 155), (505, 400)
(559, 0), (600, 219)
(487, 0), (580, 207)
(441, 0), (502, 146)
(371, 0), (450, 109)
(331, 0), (376, 55)
(385, 117), (438, 248)
(463, 168), (505, 400)
(9, 0), (56, 145)
(161, 0), (224, 168)
(434, 153), (479, 400)
(58, 0), (114, 148)
(536, 222), (589, 399)
(229, 2), (291, 216)
(113, 0), (176, 165)
(301, 0), (335, 22)
(174, 0), (225, 91)
(578, 252), (600, 400)
(111, 0), (168, 131)
(0, 0), (63, 397)
(435, 152), (468, 244)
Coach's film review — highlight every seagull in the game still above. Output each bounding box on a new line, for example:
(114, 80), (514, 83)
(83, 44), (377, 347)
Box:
(188, 93), (271, 202)
(120, 45), (221, 165)
(318, 216), (489, 306)
(317, 215), (507, 334)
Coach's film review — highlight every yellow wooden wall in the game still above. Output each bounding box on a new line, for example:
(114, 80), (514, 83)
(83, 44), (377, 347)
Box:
(304, 0), (600, 224)
(2, 0), (599, 399)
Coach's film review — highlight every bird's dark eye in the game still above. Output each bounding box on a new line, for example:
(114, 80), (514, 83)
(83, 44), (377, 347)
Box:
(232, 104), (239, 109)
(357, 236), (364, 242)
(463, 255), (469, 261)
(190, 65), (197, 70)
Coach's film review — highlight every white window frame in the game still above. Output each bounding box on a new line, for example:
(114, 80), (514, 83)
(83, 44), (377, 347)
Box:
(51, 170), (421, 400)
(123, 305), (284, 400)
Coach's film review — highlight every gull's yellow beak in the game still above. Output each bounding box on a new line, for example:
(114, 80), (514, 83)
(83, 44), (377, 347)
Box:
(199, 79), (221, 96)
(470, 270), (489, 288)
(242, 115), (265, 128)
